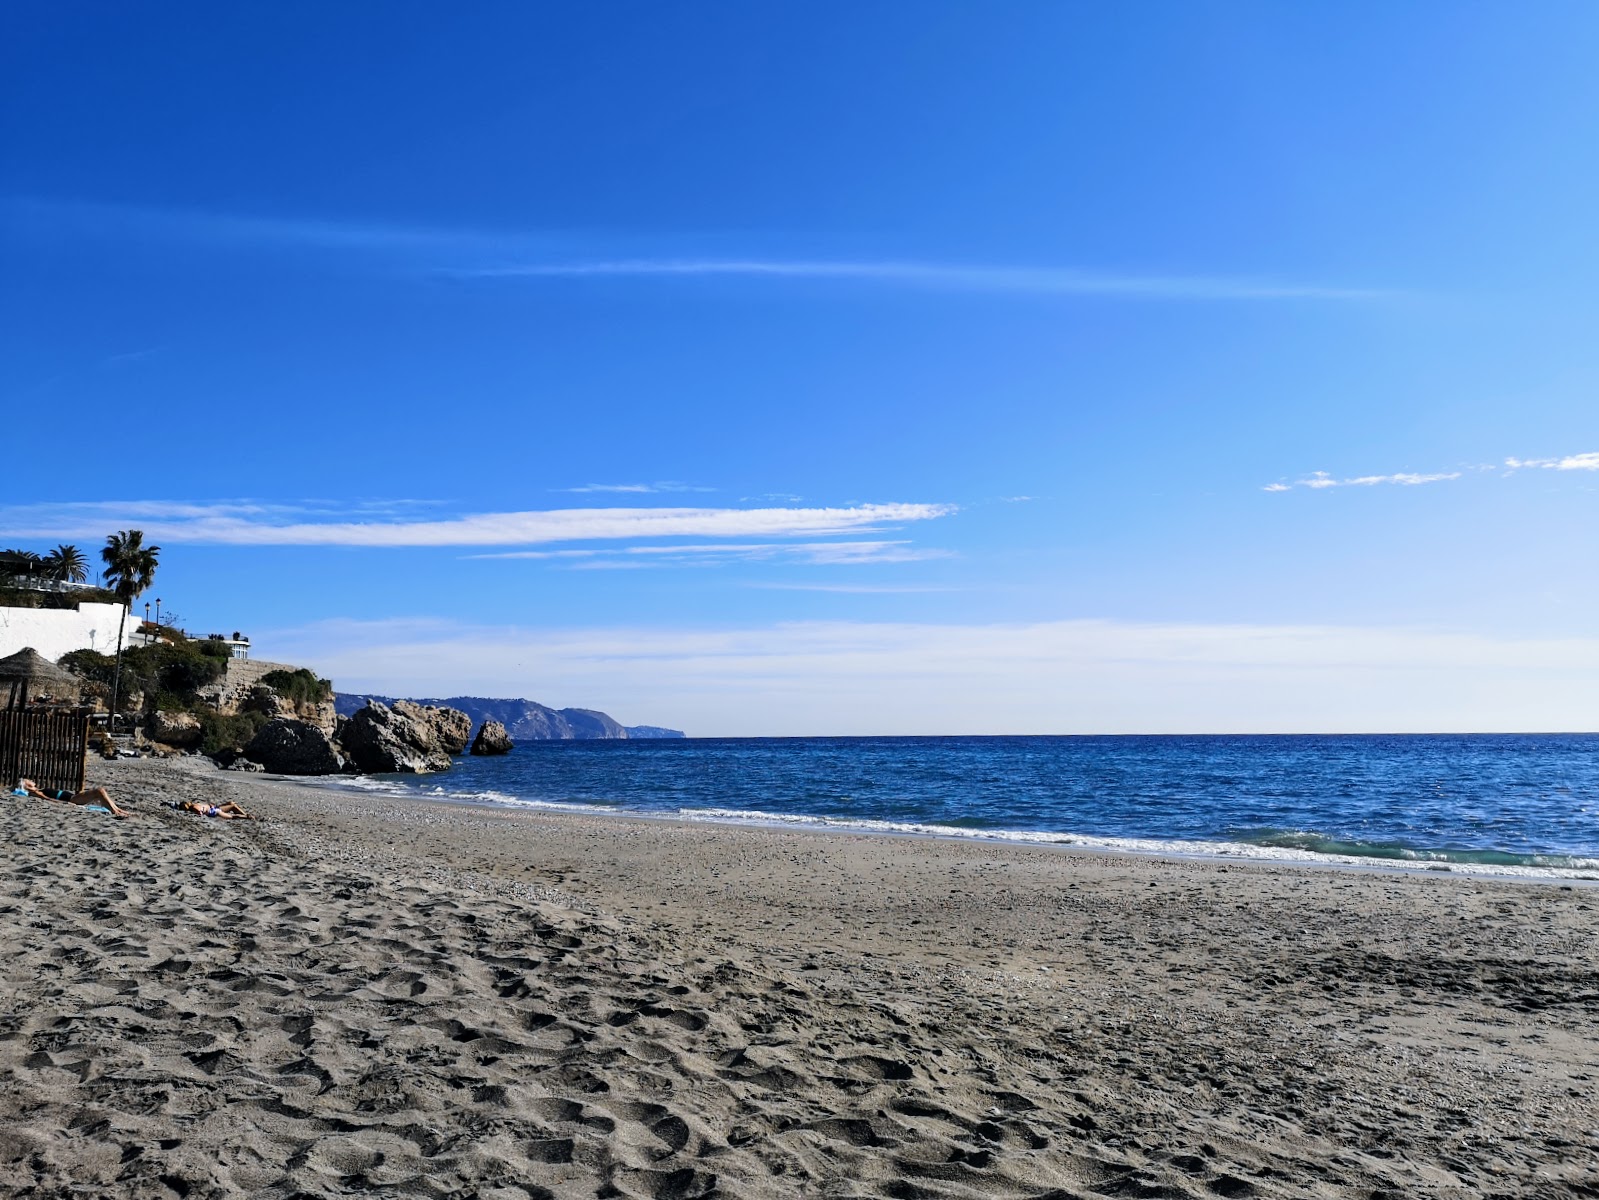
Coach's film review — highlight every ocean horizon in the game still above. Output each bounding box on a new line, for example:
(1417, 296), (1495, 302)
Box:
(305, 732), (1599, 879)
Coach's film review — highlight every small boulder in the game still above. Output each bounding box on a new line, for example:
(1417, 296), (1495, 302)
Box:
(469, 720), (514, 756)
(229, 758), (266, 772)
(243, 718), (345, 775)
(151, 710), (203, 749)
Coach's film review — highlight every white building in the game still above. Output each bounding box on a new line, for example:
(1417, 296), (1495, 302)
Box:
(0, 601), (137, 662)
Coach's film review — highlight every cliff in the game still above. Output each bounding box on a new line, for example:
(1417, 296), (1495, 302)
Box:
(333, 693), (685, 741)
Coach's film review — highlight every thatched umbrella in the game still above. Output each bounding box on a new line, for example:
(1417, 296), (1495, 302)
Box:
(0, 647), (83, 709)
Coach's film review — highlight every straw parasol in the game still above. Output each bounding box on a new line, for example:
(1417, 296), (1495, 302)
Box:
(0, 647), (84, 709)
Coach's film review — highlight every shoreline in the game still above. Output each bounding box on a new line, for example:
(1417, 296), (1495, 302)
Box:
(285, 766), (1599, 884)
(4, 755), (1597, 1198)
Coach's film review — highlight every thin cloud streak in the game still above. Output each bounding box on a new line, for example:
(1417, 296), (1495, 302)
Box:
(1268, 450), (1599, 492)
(3, 196), (563, 258)
(745, 583), (960, 594)
(462, 259), (1390, 302)
(470, 540), (952, 566)
(1266, 470), (1461, 492)
(0, 500), (955, 547)
(6, 199), (1390, 303)
(553, 482), (717, 494)
(1506, 452), (1599, 472)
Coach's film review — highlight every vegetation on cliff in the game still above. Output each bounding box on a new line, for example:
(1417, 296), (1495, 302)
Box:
(60, 639), (231, 712)
(259, 668), (333, 706)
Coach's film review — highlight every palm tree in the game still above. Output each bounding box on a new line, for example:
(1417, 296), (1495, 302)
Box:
(101, 530), (161, 720)
(44, 544), (88, 583)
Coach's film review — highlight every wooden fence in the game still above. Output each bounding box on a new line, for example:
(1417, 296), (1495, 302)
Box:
(0, 708), (90, 794)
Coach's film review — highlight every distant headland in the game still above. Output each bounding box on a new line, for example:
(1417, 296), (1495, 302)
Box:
(334, 693), (685, 741)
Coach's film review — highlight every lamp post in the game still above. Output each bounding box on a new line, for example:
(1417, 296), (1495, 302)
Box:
(155, 598), (162, 628)
(144, 602), (150, 630)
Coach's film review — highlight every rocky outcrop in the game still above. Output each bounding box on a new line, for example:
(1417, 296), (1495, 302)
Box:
(151, 710), (202, 749)
(196, 659), (337, 732)
(242, 685), (290, 719)
(411, 702), (471, 755)
(469, 720), (514, 756)
(336, 700), (469, 774)
(243, 718), (345, 775)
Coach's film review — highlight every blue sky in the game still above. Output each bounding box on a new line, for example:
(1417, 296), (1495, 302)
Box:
(4, 3), (1598, 734)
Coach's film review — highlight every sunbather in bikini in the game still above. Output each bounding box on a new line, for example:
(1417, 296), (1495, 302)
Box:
(14, 778), (134, 817)
(176, 799), (255, 820)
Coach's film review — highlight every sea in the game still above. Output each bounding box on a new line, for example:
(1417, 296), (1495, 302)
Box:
(325, 734), (1599, 879)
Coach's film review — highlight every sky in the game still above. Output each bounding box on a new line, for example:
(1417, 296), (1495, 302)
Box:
(3, 3), (1598, 735)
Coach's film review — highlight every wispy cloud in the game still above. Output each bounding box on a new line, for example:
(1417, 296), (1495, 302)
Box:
(3, 196), (558, 259)
(459, 259), (1389, 303)
(470, 540), (951, 567)
(1267, 470), (1462, 492)
(553, 482), (717, 494)
(0, 499), (954, 547)
(5, 199), (1391, 304)
(1268, 450), (1599, 493)
(103, 345), (165, 367)
(745, 583), (960, 593)
(1505, 452), (1599, 472)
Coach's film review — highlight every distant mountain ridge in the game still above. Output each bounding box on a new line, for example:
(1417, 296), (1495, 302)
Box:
(333, 693), (685, 741)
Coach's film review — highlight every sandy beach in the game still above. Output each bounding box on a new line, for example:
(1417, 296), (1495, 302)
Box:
(2, 757), (1597, 1199)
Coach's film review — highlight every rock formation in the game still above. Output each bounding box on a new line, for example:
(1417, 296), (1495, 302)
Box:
(411, 702), (472, 755)
(242, 685), (291, 720)
(469, 720), (514, 756)
(336, 699), (470, 774)
(196, 659), (337, 732)
(150, 710), (202, 750)
(243, 718), (345, 775)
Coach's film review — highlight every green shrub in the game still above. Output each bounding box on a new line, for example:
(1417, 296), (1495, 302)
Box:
(59, 648), (118, 686)
(58, 641), (227, 712)
(144, 641), (227, 695)
(260, 668), (332, 705)
(153, 690), (197, 714)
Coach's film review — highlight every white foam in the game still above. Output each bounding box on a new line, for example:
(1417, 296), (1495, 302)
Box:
(663, 808), (1599, 880)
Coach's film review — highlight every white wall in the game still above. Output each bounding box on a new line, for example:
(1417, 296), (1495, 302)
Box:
(0, 602), (135, 662)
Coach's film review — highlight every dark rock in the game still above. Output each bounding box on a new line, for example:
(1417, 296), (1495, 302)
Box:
(151, 710), (203, 749)
(470, 720), (514, 756)
(242, 685), (290, 719)
(337, 700), (455, 774)
(228, 758), (265, 772)
(243, 718), (344, 775)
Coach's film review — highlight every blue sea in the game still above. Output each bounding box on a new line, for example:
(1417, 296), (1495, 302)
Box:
(329, 734), (1599, 878)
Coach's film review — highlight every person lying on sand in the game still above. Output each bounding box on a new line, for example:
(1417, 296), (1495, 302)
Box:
(13, 778), (134, 818)
(173, 799), (256, 821)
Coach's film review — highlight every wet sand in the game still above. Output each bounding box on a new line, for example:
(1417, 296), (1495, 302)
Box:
(2, 756), (1596, 1198)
